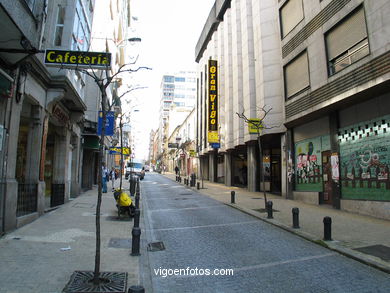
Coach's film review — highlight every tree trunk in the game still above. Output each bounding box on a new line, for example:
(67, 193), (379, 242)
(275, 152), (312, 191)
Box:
(93, 86), (106, 284)
(119, 116), (123, 190)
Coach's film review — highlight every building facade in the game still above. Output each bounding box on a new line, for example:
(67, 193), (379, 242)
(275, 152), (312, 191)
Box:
(0, 0), (95, 232)
(195, 0), (390, 220)
(281, 0), (390, 219)
(157, 71), (197, 171)
(195, 0), (286, 192)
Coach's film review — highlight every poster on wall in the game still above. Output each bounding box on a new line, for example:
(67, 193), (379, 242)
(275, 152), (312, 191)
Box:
(295, 135), (330, 191)
(339, 116), (390, 201)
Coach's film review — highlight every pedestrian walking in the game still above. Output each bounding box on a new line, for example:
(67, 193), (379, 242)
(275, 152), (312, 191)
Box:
(102, 163), (108, 193)
(110, 167), (116, 190)
(175, 166), (179, 175)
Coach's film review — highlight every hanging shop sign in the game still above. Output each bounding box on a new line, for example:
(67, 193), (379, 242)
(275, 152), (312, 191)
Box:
(109, 147), (130, 155)
(52, 104), (69, 125)
(248, 118), (263, 134)
(44, 49), (111, 70)
(208, 59), (219, 143)
(97, 111), (114, 136)
(210, 143), (220, 149)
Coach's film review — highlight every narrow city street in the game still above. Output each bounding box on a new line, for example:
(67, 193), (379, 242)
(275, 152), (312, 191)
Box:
(140, 173), (390, 293)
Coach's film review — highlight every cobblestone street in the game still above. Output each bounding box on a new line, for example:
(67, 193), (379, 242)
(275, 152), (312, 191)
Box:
(141, 174), (390, 292)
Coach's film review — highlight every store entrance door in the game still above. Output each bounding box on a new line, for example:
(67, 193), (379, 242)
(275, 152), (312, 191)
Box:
(271, 154), (281, 194)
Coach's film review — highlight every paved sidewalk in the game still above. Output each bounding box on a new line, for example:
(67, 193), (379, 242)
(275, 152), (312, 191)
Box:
(0, 180), (141, 293)
(163, 172), (390, 274)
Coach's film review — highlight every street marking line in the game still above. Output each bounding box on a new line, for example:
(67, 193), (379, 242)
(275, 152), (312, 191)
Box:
(148, 205), (224, 212)
(149, 220), (259, 232)
(233, 253), (337, 272)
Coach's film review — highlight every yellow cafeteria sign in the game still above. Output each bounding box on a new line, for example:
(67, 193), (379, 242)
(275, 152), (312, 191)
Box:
(44, 49), (111, 69)
(248, 118), (263, 134)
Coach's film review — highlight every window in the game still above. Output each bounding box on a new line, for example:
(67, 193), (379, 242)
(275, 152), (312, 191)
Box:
(164, 76), (174, 83)
(284, 51), (310, 98)
(174, 77), (185, 82)
(54, 6), (66, 46)
(326, 7), (369, 75)
(280, 0), (304, 38)
(72, 0), (91, 51)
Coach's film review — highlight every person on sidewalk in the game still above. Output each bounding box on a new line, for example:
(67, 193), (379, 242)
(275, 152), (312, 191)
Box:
(102, 163), (108, 193)
(110, 167), (117, 190)
(175, 166), (179, 176)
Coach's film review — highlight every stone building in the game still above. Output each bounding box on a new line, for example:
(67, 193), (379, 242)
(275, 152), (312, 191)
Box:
(195, 0), (390, 220)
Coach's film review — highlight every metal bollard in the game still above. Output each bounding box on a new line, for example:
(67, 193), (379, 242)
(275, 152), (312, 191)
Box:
(136, 177), (140, 193)
(133, 209), (140, 228)
(186, 178), (189, 186)
(292, 207), (300, 228)
(128, 285), (145, 293)
(131, 227), (141, 256)
(266, 201), (273, 219)
(197, 182), (200, 190)
(323, 216), (332, 241)
(231, 191), (235, 204)
(179, 176), (181, 183)
(135, 194), (140, 209)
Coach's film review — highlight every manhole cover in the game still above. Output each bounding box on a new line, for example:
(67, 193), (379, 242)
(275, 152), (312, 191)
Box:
(63, 271), (127, 293)
(147, 241), (165, 252)
(253, 208), (279, 213)
(108, 238), (131, 249)
(353, 245), (390, 261)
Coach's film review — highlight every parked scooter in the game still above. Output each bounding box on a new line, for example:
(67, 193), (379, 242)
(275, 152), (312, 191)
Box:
(113, 188), (135, 218)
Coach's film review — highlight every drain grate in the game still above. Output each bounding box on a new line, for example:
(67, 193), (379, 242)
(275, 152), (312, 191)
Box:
(147, 241), (165, 252)
(251, 197), (263, 200)
(353, 245), (390, 261)
(108, 238), (131, 249)
(63, 271), (127, 293)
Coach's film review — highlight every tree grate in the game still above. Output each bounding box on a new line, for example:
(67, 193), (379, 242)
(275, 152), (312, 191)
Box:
(63, 271), (127, 293)
(147, 241), (165, 252)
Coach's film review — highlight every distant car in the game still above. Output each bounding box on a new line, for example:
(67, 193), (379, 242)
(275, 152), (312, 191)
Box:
(144, 165), (150, 172)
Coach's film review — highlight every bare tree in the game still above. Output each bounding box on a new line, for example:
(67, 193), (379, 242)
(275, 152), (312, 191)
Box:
(236, 106), (274, 209)
(75, 61), (150, 284)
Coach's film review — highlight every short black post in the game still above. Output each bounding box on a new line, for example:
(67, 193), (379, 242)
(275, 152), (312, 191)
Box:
(136, 177), (140, 194)
(135, 194), (139, 209)
(186, 178), (189, 186)
(266, 201), (273, 219)
(176, 175), (178, 182)
(323, 216), (332, 241)
(292, 207), (299, 228)
(128, 285), (145, 293)
(131, 227), (141, 256)
(197, 182), (200, 190)
(231, 191), (235, 204)
(179, 176), (181, 183)
(133, 209), (140, 228)
(129, 176), (136, 196)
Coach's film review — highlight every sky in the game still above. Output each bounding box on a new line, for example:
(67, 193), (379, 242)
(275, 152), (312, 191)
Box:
(124, 0), (215, 160)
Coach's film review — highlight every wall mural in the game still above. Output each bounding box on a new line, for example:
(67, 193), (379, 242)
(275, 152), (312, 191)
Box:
(294, 135), (330, 191)
(339, 115), (390, 201)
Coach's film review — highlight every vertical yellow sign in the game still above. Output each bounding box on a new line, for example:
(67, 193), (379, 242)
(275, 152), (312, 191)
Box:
(208, 60), (218, 143)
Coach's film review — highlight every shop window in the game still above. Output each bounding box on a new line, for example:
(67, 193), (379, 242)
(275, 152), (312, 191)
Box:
(284, 51), (310, 99)
(280, 0), (304, 38)
(326, 7), (369, 75)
